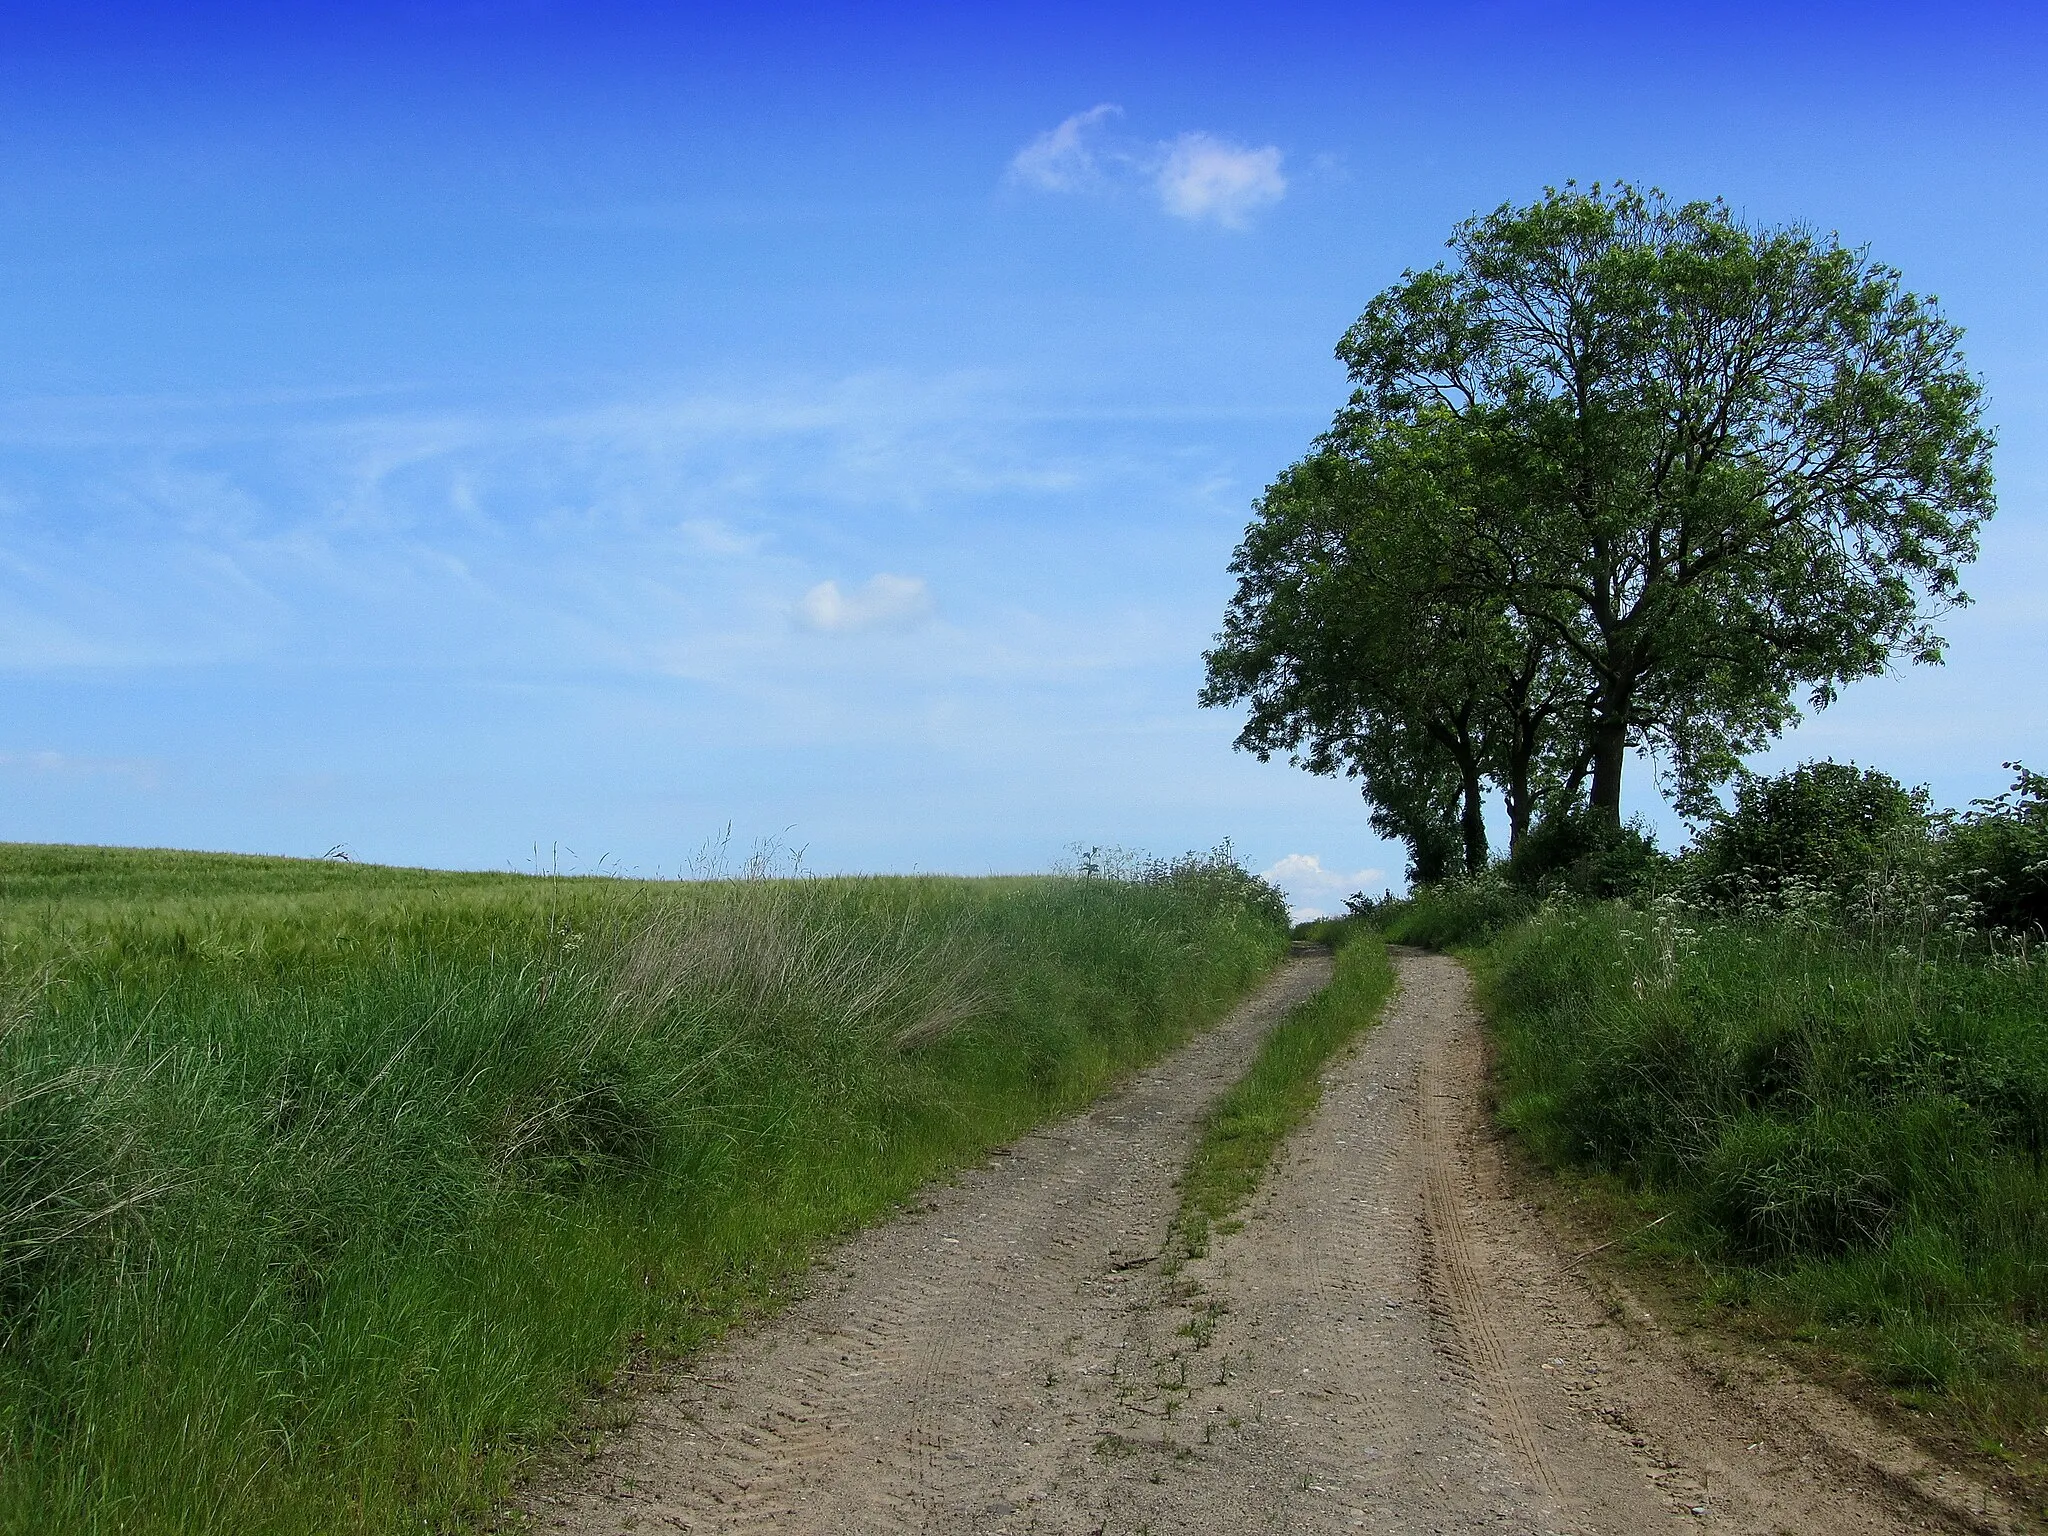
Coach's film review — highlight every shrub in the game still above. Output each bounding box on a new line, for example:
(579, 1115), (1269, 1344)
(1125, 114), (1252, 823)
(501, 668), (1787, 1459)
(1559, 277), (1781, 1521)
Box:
(1141, 844), (1293, 935)
(1069, 842), (1292, 937)
(1481, 903), (2048, 1449)
(1939, 763), (2048, 938)
(1690, 761), (1931, 904)
(1508, 807), (1667, 899)
(1375, 871), (1534, 948)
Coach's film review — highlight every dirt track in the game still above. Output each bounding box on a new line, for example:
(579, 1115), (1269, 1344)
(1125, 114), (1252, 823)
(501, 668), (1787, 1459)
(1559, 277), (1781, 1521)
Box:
(523, 950), (2027, 1535)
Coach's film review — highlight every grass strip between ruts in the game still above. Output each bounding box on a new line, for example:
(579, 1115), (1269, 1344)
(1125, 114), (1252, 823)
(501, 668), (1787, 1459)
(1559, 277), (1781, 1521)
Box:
(1173, 924), (1397, 1259)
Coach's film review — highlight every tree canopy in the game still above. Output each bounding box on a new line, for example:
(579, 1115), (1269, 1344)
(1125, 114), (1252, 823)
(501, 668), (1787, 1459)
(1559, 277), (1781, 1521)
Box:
(1204, 184), (1994, 875)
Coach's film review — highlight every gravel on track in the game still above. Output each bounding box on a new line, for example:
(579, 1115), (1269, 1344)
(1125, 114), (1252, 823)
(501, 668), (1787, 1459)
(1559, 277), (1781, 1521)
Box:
(521, 949), (2027, 1535)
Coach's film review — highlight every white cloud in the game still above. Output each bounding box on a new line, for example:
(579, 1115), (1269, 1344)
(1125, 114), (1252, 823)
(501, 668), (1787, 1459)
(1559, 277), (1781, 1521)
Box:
(795, 574), (935, 634)
(1008, 111), (1286, 229)
(1008, 104), (1122, 192)
(1155, 133), (1286, 228)
(1260, 852), (1386, 920)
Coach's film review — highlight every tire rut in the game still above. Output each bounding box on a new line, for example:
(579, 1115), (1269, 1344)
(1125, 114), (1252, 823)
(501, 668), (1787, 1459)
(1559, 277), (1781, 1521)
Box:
(519, 953), (1333, 1535)
(1416, 1041), (1566, 1504)
(520, 947), (2027, 1536)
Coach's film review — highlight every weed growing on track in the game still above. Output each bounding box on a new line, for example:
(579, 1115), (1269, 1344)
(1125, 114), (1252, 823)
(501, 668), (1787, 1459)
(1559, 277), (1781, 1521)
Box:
(1476, 904), (2048, 1484)
(1174, 922), (1396, 1258)
(0, 842), (1287, 1535)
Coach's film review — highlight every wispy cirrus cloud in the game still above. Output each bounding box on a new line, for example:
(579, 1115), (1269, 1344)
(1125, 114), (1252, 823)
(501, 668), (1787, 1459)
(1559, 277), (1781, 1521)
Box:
(1008, 108), (1288, 229)
(0, 750), (162, 789)
(1008, 104), (1122, 193)
(0, 371), (1222, 687)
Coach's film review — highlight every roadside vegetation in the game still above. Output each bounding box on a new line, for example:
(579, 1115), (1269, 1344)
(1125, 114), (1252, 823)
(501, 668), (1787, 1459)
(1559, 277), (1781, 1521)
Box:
(0, 841), (1288, 1535)
(1198, 182), (2034, 1493)
(1362, 762), (2048, 1499)
(1174, 923), (1396, 1258)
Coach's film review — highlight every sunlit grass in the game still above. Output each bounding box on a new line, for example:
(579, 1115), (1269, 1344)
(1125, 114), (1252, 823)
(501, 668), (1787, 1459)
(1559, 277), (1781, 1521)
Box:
(1474, 905), (2048, 1491)
(0, 843), (1286, 1534)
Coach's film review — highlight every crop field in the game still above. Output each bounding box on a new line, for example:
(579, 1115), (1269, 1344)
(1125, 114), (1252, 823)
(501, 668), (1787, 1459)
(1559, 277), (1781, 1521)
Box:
(0, 843), (1288, 1535)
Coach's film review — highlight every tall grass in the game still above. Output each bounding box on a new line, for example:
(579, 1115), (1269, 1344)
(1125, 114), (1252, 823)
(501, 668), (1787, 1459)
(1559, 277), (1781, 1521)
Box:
(1368, 873), (1535, 949)
(1480, 904), (2048, 1473)
(0, 843), (1287, 1534)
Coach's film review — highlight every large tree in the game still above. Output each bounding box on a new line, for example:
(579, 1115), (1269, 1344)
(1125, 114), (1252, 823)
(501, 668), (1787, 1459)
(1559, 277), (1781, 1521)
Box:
(1332, 184), (1995, 824)
(1201, 431), (1590, 874)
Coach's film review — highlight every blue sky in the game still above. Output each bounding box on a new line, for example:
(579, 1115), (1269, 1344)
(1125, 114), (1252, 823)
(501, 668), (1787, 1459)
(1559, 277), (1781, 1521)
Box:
(2, 2), (2044, 915)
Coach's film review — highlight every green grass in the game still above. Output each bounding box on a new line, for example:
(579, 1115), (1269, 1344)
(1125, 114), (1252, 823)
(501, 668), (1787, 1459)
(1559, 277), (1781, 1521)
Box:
(1372, 876), (1534, 950)
(1174, 923), (1396, 1257)
(1472, 903), (2048, 1498)
(0, 842), (1288, 1534)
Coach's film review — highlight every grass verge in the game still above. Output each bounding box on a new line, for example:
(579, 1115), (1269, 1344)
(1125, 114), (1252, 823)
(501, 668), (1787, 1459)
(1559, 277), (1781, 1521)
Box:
(1466, 903), (2048, 1515)
(1173, 923), (1397, 1258)
(0, 843), (1287, 1535)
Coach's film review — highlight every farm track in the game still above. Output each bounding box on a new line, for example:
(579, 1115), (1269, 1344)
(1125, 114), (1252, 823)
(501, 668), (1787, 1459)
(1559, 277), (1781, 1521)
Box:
(521, 951), (2029, 1535)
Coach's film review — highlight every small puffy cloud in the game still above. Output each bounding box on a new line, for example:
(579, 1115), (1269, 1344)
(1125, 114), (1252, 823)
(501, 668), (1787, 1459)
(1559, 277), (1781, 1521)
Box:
(1008, 104), (1121, 192)
(1009, 110), (1286, 229)
(1260, 853), (1386, 921)
(795, 573), (935, 634)
(1155, 133), (1286, 228)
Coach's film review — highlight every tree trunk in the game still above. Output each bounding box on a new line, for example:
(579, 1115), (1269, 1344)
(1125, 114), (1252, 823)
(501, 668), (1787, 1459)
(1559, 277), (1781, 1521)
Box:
(1560, 746), (1593, 807)
(1587, 714), (1627, 830)
(1504, 750), (1533, 854)
(1459, 759), (1489, 874)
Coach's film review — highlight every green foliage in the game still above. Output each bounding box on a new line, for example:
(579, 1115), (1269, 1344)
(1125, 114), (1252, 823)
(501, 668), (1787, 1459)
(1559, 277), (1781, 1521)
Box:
(1482, 904), (2047, 1452)
(1506, 806), (1668, 899)
(1065, 841), (1293, 939)
(1253, 181), (1995, 840)
(1139, 843), (1295, 935)
(1205, 182), (1993, 885)
(1943, 764), (2048, 937)
(1373, 873), (1537, 949)
(1175, 931), (1396, 1256)
(1394, 811), (1465, 886)
(1201, 439), (1583, 876)
(0, 844), (1286, 1535)
(1666, 760), (2048, 967)
(1691, 760), (1932, 902)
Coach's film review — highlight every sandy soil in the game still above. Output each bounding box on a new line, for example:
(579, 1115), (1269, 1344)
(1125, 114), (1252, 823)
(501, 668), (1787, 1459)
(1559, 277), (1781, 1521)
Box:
(520, 950), (2029, 1535)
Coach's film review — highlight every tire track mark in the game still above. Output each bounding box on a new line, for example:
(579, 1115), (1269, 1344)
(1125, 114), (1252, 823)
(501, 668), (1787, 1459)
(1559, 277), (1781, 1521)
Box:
(1416, 1038), (1568, 1504)
(520, 954), (1335, 1535)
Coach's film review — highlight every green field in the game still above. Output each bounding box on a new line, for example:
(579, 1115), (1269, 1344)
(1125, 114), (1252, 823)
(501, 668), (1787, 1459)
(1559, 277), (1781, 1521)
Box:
(0, 843), (1288, 1534)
